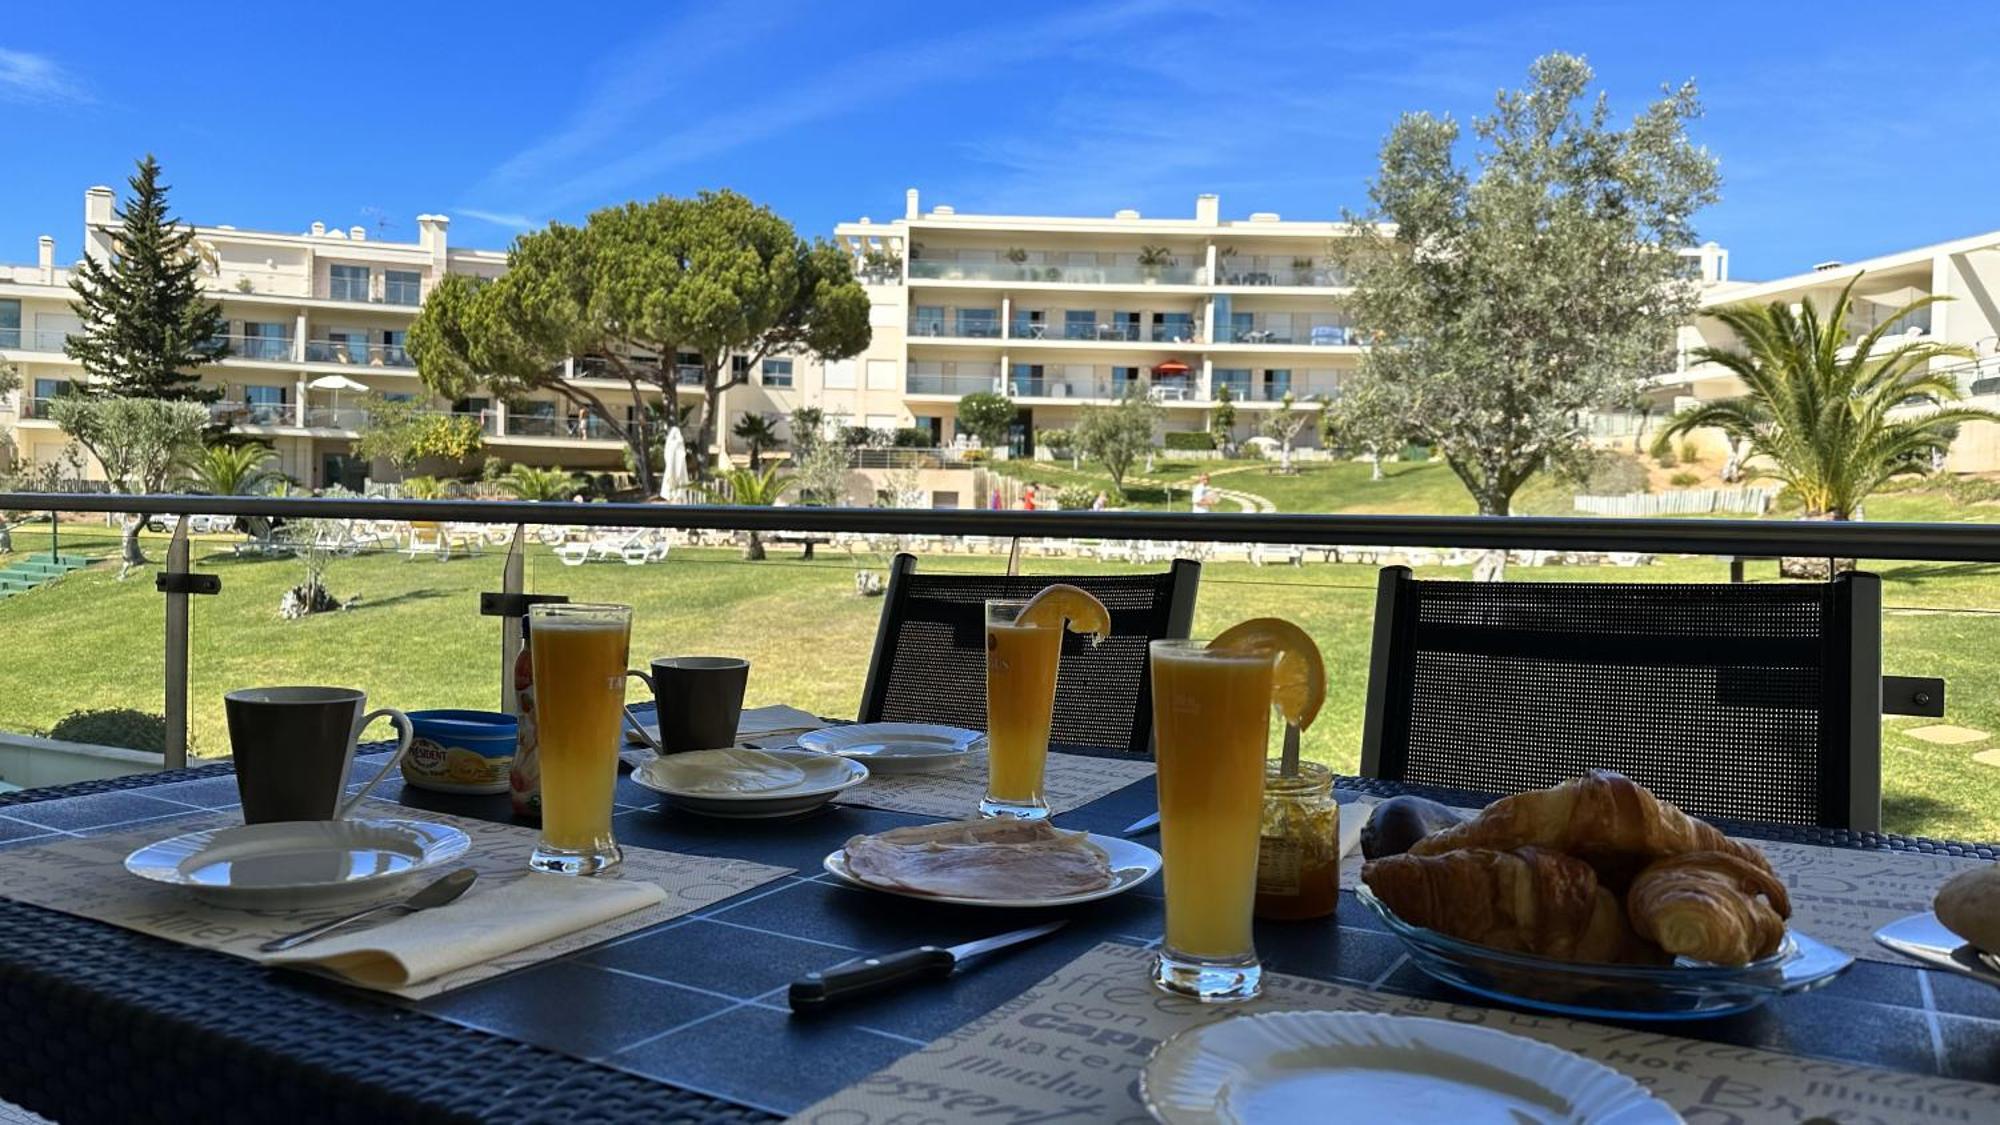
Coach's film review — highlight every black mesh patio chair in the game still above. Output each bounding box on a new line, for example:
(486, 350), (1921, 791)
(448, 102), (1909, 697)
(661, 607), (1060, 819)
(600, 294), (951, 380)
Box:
(1359, 566), (1897, 830)
(857, 553), (1202, 757)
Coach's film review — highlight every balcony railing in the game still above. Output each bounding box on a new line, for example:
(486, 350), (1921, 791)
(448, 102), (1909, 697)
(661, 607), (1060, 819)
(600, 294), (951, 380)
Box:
(909, 316), (1003, 339)
(220, 334), (295, 362)
(1216, 261), (1346, 288)
(209, 400), (295, 427)
(906, 371), (999, 396)
(304, 340), (414, 368)
(909, 260), (1205, 286)
(303, 406), (371, 431)
(0, 328), (69, 353)
(1214, 323), (1353, 346)
(503, 414), (622, 440)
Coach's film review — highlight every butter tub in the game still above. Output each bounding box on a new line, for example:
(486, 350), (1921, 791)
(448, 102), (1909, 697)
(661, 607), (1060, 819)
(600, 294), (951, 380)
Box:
(402, 710), (518, 795)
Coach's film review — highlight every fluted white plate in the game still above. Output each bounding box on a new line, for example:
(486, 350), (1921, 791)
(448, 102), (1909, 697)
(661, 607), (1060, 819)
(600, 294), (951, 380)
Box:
(797, 723), (985, 773)
(631, 747), (869, 818)
(124, 818), (471, 909)
(1141, 1011), (1680, 1124)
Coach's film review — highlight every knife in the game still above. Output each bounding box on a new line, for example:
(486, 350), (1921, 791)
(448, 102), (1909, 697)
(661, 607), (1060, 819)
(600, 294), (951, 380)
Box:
(788, 920), (1066, 1011)
(1121, 812), (1160, 836)
(1875, 913), (2000, 989)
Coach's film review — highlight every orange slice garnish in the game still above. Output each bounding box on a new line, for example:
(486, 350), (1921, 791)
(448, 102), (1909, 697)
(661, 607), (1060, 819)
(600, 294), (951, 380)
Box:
(1019, 584), (1112, 646)
(1208, 617), (1327, 730)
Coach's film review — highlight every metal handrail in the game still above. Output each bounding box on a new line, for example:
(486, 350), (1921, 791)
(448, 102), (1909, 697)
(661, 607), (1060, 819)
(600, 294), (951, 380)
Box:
(6, 492), (2000, 562)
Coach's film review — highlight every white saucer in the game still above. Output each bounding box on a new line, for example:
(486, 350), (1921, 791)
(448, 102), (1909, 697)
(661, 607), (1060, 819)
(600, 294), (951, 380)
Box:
(124, 818), (471, 909)
(631, 748), (870, 819)
(797, 723), (985, 774)
(1141, 1011), (1678, 1124)
(823, 831), (1160, 907)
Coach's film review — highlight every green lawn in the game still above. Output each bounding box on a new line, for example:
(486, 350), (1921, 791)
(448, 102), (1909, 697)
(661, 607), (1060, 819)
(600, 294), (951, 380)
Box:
(4, 521), (2000, 842)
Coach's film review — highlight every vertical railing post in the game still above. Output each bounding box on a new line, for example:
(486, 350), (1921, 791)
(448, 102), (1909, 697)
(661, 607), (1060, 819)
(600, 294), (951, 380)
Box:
(155, 520), (218, 770)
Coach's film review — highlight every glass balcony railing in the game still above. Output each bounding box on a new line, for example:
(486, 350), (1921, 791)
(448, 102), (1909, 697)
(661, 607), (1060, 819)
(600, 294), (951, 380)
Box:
(906, 371), (999, 395)
(207, 400), (296, 427)
(304, 340), (414, 367)
(909, 260), (1204, 286)
(909, 316), (1002, 339)
(1214, 323), (1353, 346)
(303, 406), (371, 431)
(221, 334), (296, 362)
(1216, 261), (1347, 288)
(0, 328), (70, 353)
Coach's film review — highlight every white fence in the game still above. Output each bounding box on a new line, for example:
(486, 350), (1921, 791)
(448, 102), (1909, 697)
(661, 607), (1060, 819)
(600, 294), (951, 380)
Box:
(1573, 488), (1775, 517)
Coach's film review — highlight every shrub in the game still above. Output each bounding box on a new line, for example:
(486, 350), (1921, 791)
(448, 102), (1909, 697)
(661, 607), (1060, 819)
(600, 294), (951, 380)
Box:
(1163, 430), (1217, 451)
(400, 475), (449, 499)
(1942, 474), (2000, 505)
(1678, 439), (1701, 465)
(481, 458), (511, 482)
(959, 448), (988, 463)
(1669, 470), (1702, 488)
(840, 426), (892, 449)
(1562, 449), (1650, 494)
(1654, 444), (1679, 469)
(1037, 428), (1075, 456)
(892, 427), (933, 448)
(45, 708), (166, 754)
(1055, 485), (1097, 510)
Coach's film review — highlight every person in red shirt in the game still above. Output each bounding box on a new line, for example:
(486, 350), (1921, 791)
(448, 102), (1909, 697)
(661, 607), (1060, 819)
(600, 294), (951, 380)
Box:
(1022, 482), (1039, 511)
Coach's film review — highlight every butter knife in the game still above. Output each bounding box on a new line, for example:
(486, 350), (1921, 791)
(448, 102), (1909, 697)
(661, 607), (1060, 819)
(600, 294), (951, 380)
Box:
(788, 920), (1066, 1011)
(1874, 912), (2000, 988)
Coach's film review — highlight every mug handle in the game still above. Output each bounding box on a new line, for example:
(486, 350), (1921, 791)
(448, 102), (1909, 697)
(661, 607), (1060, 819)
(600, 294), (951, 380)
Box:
(336, 707), (415, 820)
(622, 670), (662, 755)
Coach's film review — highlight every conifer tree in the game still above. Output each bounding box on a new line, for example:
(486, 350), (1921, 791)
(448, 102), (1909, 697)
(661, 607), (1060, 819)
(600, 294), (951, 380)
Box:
(66, 155), (229, 400)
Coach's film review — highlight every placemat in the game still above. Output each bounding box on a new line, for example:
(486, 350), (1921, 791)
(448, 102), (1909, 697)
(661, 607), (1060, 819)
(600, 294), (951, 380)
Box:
(0, 801), (789, 1000)
(790, 941), (2000, 1125)
(1331, 800), (1990, 967)
(832, 749), (1154, 819)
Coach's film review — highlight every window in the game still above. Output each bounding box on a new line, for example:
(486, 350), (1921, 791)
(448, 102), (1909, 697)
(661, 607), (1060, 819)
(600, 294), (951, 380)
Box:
(384, 270), (422, 306)
(731, 355), (750, 376)
(1011, 364), (1043, 395)
(244, 383), (288, 424)
(1113, 311), (1142, 340)
(242, 322), (289, 360)
(675, 351), (703, 386)
(1214, 368), (1251, 396)
(1229, 311), (1253, 341)
(866, 359), (898, 390)
(954, 308), (999, 338)
(327, 330), (367, 363)
(761, 358), (793, 387)
(1111, 366), (1140, 395)
(912, 305), (945, 336)
(1264, 368), (1293, 398)
(0, 299), (17, 348)
(823, 360), (857, 389)
(1064, 309), (1097, 340)
(382, 329), (409, 366)
(1011, 308), (1046, 337)
(32, 378), (73, 414)
(244, 385), (288, 405)
(1153, 312), (1194, 342)
(328, 264), (370, 302)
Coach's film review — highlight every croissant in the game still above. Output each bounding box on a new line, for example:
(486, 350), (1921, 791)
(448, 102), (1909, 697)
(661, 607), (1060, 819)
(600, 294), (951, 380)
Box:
(1362, 846), (1663, 965)
(1407, 770), (1773, 887)
(1627, 851), (1790, 964)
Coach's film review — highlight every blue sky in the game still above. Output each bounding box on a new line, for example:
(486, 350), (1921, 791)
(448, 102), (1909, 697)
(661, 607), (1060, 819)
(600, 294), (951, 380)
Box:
(3, 1), (1997, 281)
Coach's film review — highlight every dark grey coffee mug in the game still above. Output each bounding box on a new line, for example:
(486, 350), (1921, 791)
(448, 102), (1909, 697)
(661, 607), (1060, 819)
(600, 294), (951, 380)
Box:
(225, 687), (414, 823)
(624, 657), (748, 753)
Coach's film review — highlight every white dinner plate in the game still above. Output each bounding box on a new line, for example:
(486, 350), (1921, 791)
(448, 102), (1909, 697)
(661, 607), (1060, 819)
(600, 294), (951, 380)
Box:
(797, 723), (986, 774)
(822, 831), (1160, 907)
(124, 818), (471, 909)
(1141, 1011), (1679, 1125)
(631, 747), (870, 819)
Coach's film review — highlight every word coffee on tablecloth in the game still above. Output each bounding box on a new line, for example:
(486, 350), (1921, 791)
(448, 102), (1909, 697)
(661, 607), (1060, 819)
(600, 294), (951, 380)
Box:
(833, 750), (1153, 819)
(0, 801), (789, 1000)
(790, 942), (2000, 1125)
(1330, 800), (1988, 968)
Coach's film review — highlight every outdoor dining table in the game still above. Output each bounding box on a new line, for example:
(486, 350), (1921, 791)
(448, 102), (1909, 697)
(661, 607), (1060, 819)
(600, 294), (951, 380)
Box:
(0, 702), (1996, 1123)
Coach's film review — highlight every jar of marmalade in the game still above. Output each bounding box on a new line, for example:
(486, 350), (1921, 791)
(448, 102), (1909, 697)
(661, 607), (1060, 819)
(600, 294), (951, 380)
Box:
(1255, 760), (1340, 920)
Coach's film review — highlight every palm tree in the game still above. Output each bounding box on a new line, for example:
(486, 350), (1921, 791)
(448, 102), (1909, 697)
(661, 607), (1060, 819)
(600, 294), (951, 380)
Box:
(183, 443), (278, 496)
(497, 464), (580, 502)
(731, 413), (782, 471)
(700, 466), (792, 559)
(1654, 275), (1994, 521)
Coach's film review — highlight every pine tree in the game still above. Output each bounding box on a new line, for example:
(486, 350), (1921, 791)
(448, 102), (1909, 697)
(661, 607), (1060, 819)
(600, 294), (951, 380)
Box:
(66, 155), (229, 400)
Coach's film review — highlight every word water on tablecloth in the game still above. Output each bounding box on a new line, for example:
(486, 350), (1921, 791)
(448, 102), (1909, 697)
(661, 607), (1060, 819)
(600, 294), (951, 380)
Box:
(0, 801), (790, 1000)
(790, 941), (2000, 1125)
(832, 749), (1154, 819)
(1330, 801), (1990, 968)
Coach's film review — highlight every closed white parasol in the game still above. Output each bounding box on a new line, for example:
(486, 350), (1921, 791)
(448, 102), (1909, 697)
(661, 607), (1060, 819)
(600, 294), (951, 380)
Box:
(659, 426), (691, 502)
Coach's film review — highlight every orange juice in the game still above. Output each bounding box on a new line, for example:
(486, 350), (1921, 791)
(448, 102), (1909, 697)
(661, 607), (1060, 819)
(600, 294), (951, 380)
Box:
(1151, 641), (1274, 963)
(529, 605), (630, 871)
(985, 620), (1063, 806)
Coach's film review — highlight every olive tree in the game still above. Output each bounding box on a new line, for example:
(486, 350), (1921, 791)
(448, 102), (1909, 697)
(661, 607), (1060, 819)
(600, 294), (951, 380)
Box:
(49, 396), (207, 575)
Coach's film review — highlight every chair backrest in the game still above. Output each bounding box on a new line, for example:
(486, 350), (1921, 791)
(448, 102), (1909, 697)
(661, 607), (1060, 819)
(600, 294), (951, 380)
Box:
(1359, 566), (1882, 830)
(858, 553), (1202, 757)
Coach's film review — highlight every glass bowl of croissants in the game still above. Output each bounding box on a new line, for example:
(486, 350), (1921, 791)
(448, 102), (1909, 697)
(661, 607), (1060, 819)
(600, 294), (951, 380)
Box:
(1357, 770), (1854, 1019)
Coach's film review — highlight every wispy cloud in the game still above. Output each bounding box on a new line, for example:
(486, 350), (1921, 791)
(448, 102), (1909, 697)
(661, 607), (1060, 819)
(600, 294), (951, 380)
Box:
(456, 208), (543, 233)
(0, 47), (88, 105)
(481, 0), (1208, 215)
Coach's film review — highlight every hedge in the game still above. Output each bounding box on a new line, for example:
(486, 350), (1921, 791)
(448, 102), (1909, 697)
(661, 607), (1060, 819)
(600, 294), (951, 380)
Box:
(1163, 431), (1217, 451)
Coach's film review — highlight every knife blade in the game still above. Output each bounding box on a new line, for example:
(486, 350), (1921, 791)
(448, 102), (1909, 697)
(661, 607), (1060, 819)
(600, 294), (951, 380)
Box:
(1121, 812), (1160, 836)
(1874, 912), (2000, 989)
(788, 920), (1067, 1011)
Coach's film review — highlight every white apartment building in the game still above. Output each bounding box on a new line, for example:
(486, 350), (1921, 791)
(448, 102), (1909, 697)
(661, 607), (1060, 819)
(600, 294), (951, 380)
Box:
(0, 186), (648, 489)
(1636, 232), (2000, 468)
(727, 189), (1363, 457)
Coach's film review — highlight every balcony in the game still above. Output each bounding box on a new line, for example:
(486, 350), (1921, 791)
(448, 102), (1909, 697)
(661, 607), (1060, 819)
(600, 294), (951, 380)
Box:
(208, 400), (296, 427)
(304, 340), (414, 368)
(1214, 322), (1353, 347)
(909, 315), (1002, 339)
(503, 413), (622, 441)
(906, 371), (998, 396)
(909, 259), (1204, 286)
(303, 405), (370, 431)
(221, 334), (296, 362)
(1216, 259), (1346, 288)
(0, 328), (69, 353)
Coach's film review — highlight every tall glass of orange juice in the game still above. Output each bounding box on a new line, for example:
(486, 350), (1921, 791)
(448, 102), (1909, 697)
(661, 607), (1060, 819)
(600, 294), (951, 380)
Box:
(982, 598), (1063, 819)
(1149, 638), (1274, 1000)
(528, 603), (631, 875)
